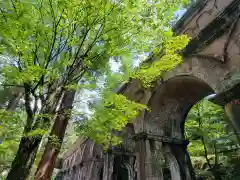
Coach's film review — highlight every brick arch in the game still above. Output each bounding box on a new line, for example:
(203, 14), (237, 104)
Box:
(163, 56), (227, 92)
(145, 75), (215, 139)
(162, 52), (240, 94)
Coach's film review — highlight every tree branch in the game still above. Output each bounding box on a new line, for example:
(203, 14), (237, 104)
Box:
(2, 84), (24, 88)
(68, 68), (87, 84)
(82, 24), (104, 58)
(10, 0), (18, 16)
(23, 83), (34, 132)
(0, 8), (7, 22)
(67, 2), (104, 76)
(197, 106), (212, 169)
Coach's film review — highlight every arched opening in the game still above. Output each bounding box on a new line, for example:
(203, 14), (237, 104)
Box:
(146, 75), (214, 138)
(99, 167), (103, 180)
(117, 165), (129, 180)
(185, 98), (240, 179)
(112, 155), (130, 180)
(145, 75), (215, 180)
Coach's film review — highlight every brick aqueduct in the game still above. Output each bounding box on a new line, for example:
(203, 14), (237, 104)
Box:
(55, 0), (240, 180)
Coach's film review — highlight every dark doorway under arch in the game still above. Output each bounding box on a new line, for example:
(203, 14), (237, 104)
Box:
(112, 155), (130, 180)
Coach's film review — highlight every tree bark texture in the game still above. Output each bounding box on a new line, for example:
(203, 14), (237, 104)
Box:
(6, 136), (41, 180)
(35, 90), (76, 180)
(6, 86), (63, 180)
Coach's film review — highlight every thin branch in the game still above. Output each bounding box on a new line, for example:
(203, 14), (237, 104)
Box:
(31, 75), (44, 94)
(0, 8), (7, 22)
(67, 27), (91, 75)
(67, 56), (86, 78)
(102, 27), (118, 35)
(197, 106), (212, 169)
(10, 0), (18, 16)
(17, 54), (22, 71)
(32, 44), (40, 65)
(31, 7), (65, 93)
(56, 9), (64, 27)
(67, 1), (104, 75)
(48, 0), (56, 23)
(214, 142), (218, 166)
(201, 136), (212, 169)
(84, 53), (102, 62)
(82, 24), (104, 58)
(33, 95), (39, 114)
(23, 83), (34, 131)
(197, 106), (222, 180)
(51, 24), (77, 63)
(51, 15), (77, 62)
(50, 32), (64, 62)
(1, 84), (24, 88)
(68, 68), (87, 84)
(45, 25), (57, 69)
(44, 2), (64, 69)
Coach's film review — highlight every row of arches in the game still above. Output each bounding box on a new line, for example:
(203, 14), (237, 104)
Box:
(127, 74), (240, 180)
(56, 75), (240, 180)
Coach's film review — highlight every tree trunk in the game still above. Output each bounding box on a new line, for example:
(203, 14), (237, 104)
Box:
(35, 90), (76, 180)
(6, 85), (63, 180)
(6, 136), (41, 180)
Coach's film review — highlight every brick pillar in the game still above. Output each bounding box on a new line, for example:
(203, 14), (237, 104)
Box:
(73, 164), (81, 180)
(145, 140), (164, 180)
(225, 100), (240, 142)
(134, 132), (196, 180)
(103, 153), (114, 180)
(135, 137), (164, 180)
(165, 141), (196, 180)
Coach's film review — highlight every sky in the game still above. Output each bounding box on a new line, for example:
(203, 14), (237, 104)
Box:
(174, 8), (187, 19)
